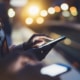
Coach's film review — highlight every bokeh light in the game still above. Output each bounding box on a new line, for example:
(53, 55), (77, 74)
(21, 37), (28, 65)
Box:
(10, 0), (28, 7)
(40, 10), (48, 17)
(36, 17), (44, 24)
(61, 3), (69, 11)
(70, 6), (78, 16)
(62, 11), (70, 17)
(28, 5), (40, 16)
(25, 17), (33, 25)
(64, 38), (72, 45)
(54, 6), (61, 13)
(8, 8), (15, 18)
(48, 7), (55, 14)
(50, 33), (61, 39)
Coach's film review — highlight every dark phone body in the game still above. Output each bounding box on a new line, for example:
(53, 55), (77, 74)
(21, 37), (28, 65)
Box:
(32, 36), (66, 60)
(39, 36), (66, 48)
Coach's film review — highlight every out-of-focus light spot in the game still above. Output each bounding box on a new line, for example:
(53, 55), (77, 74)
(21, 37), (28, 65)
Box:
(25, 17), (33, 25)
(62, 11), (70, 17)
(40, 10), (48, 17)
(54, 6), (61, 13)
(70, 6), (78, 16)
(48, 7), (55, 14)
(61, 3), (69, 11)
(50, 33), (61, 39)
(40, 64), (67, 77)
(28, 5), (40, 16)
(8, 8), (15, 18)
(64, 38), (72, 45)
(36, 17), (44, 24)
(10, 0), (28, 7)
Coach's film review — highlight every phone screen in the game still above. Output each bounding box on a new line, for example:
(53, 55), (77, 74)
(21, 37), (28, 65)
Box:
(40, 64), (70, 77)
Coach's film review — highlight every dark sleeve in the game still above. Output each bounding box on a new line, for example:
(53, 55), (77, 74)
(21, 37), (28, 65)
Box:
(11, 42), (33, 52)
(10, 33), (49, 52)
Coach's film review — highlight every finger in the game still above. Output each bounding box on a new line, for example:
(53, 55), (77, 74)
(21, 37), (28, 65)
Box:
(33, 40), (43, 44)
(41, 36), (54, 40)
(33, 41), (46, 48)
(32, 36), (53, 42)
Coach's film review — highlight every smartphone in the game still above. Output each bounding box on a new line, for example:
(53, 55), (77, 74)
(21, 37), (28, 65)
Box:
(40, 63), (71, 77)
(33, 36), (66, 61)
(39, 36), (66, 48)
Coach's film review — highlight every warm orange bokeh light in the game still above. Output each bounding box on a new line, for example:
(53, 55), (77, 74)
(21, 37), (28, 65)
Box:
(70, 6), (78, 16)
(36, 17), (44, 24)
(70, 6), (77, 12)
(25, 17), (33, 25)
(54, 6), (61, 13)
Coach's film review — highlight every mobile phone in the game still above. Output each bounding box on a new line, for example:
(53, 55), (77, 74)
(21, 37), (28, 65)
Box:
(39, 36), (66, 48)
(32, 36), (66, 61)
(40, 63), (71, 77)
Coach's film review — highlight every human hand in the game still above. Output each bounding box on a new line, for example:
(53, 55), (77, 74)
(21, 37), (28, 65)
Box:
(28, 34), (53, 48)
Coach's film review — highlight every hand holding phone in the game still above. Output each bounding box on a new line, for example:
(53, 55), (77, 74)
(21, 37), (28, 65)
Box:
(33, 36), (66, 60)
(39, 36), (66, 48)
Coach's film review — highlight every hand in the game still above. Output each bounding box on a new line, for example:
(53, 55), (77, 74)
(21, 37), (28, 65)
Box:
(28, 34), (53, 48)
(8, 56), (37, 73)
(3, 52), (38, 73)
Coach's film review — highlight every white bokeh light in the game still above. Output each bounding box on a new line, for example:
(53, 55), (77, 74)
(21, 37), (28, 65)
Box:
(10, 0), (28, 7)
(28, 5), (40, 16)
(62, 11), (70, 17)
(41, 64), (68, 77)
(48, 7), (55, 14)
(8, 8), (15, 18)
(40, 10), (48, 17)
(61, 3), (69, 11)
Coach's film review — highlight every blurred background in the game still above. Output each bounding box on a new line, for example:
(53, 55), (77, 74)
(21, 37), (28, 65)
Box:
(0, 0), (80, 80)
